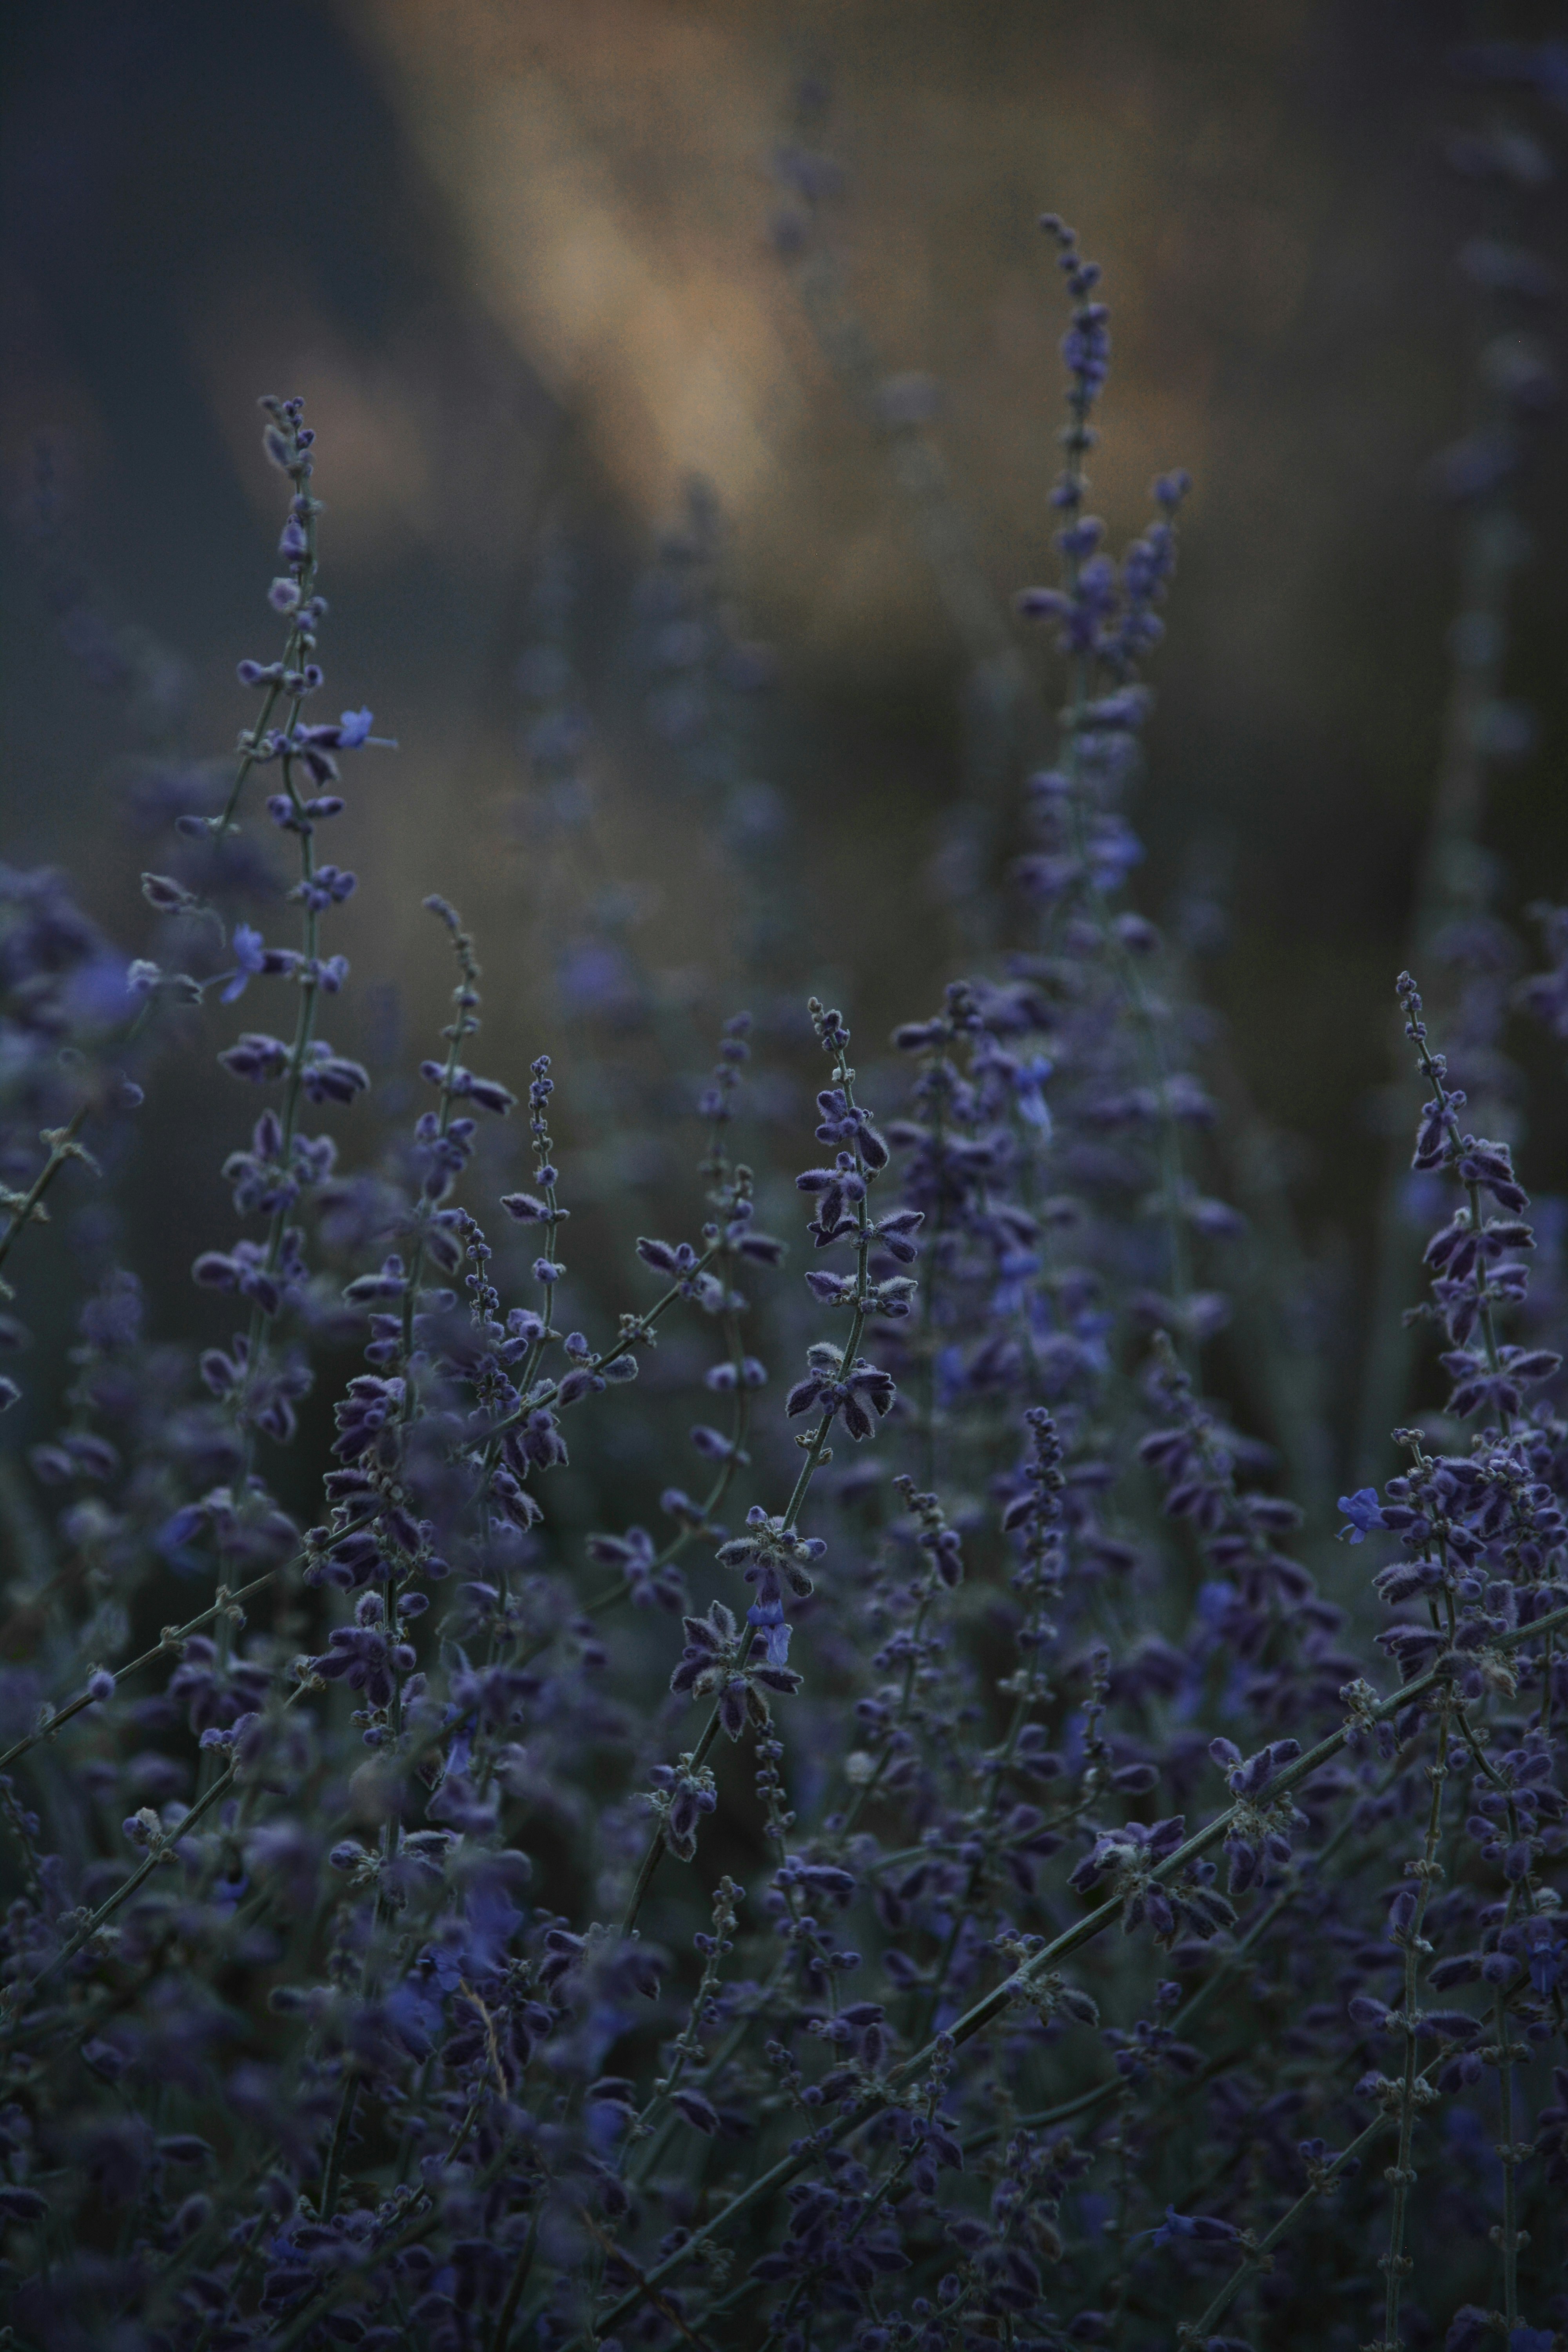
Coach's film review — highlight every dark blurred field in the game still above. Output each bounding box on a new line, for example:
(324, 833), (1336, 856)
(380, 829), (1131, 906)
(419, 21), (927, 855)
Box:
(4, 0), (1568, 1467)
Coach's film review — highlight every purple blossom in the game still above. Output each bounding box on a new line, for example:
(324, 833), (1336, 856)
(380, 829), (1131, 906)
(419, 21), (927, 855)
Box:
(785, 1342), (897, 1440)
(1337, 1487), (1386, 1543)
(1149, 2205), (1240, 2249)
(747, 1599), (793, 1667)
(219, 922), (267, 1002)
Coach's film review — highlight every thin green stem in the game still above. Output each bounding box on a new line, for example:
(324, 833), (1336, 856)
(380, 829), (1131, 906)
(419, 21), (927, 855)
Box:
(2, 1760), (238, 2017)
(0, 1103), (90, 1282)
(0, 1523), (375, 1786)
(1378, 1696), (1452, 2352)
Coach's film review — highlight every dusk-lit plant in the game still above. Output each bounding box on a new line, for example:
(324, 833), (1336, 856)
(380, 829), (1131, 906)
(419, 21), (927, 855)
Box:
(0, 189), (1565, 2352)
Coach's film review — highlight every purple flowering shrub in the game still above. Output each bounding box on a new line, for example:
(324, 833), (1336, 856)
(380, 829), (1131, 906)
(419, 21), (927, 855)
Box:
(1, 225), (1567, 2352)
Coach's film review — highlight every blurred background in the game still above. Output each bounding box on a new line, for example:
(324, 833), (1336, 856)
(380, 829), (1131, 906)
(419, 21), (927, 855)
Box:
(4, 0), (1568, 1494)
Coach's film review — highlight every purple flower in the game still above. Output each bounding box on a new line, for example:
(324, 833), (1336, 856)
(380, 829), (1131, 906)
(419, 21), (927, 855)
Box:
(219, 923), (267, 1003)
(1521, 1918), (1564, 1998)
(1149, 2206), (1240, 2249)
(1013, 1054), (1054, 1133)
(1336, 1488), (1385, 1543)
(747, 1600), (793, 1668)
(313, 1621), (416, 1710)
(218, 1031), (290, 1084)
(785, 1342), (897, 1440)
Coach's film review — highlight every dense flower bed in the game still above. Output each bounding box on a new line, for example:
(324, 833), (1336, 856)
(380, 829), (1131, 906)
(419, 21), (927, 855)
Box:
(0, 154), (1566, 2352)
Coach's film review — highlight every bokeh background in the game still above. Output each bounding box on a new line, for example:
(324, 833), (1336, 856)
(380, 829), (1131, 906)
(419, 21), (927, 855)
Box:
(4, 0), (1568, 1494)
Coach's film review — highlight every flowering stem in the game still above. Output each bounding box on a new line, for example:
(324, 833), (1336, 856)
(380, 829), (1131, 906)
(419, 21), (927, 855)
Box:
(0, 991), (154, 1289)
(916, 1063), (949, 1491)
(481, 1247), (720, 1454)
(784, 1041), (876, 1529)
(830, 1548), (948, 1851)
(401, 910), (479, 1374)
(0, 1102), (90, 1281)
(625, 1879), (743, 2183)
(1180, 2078), (1436, 2346)
(620, 1704), (724, 1938)
(963, 1773), (1385, 2156)
(782, 1285), (864, 1529)
(1042, 303), (1195, 1351)
(0, 1534), (356, 1781)
(2, 1759), (238, 2015)
(619, 1040), (876, 1938)
(261, 2134), (515, 2352)
(590, 1601), (1568, 2335)
(232, 465), (324, 1492)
